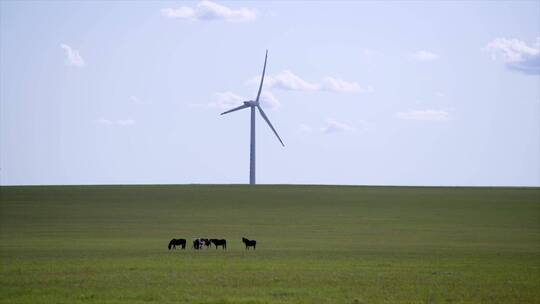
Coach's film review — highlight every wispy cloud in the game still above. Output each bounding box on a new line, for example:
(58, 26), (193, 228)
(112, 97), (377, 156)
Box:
(321, 119), (354, 133)
(60, 43), (85, 67)
(161, 1), (256, 22)
(321, 77), (372, 93)
(485, 37), (539, 75)
(412, 50), (439, 61)
(209, 91), (245, 109)
(263, 70), (319, 91)
(251, 70), (370, 93)
(94, 119), (136, 126)
(396, 110), (450, 122)
(259, 91), (280, 109)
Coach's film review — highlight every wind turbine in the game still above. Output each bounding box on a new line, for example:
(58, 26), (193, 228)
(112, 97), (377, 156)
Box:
(220, 50), (284, 185)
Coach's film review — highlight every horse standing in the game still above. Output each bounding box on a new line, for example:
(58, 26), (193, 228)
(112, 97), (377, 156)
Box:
(210, 239), (227, 250)
(242, 237), (256, 250)
(168, 238), (186, 250)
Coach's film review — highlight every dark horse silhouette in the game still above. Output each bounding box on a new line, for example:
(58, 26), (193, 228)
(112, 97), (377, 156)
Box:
(242, 237), (256, 250)
(168, 238), (186, 250)
(210, 239), (227, 249)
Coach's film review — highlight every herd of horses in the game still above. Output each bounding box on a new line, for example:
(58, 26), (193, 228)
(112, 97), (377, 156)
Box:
(168, 237), (257, 250)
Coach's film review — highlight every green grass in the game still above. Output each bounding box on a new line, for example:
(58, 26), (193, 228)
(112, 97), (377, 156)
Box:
(1, 185), (539, 303)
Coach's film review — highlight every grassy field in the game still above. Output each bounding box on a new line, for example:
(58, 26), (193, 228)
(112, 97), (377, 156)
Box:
(0, 185), (539, 303)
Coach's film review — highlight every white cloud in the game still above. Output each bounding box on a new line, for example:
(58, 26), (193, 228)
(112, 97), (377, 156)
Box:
(396, 110), (450, 122)
(321, 119), (354, 133)
(94, 118), (136, 126)
(161, 7), (195, 19)
(486, 38), (538, 62)
(161, 1), (256, 22)
(485, 38), (539, 75)
(263, 70), (319, 91)
(252, 70), (370, 93)
(210, 91), (246, 109)
(321, 77), (372, 93)
(60, 43), (85, 67)
(259, 91), (280, 109)
(412, 50), (439, 61)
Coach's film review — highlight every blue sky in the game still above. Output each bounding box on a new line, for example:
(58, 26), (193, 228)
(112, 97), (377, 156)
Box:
(1, 1), (539, 186)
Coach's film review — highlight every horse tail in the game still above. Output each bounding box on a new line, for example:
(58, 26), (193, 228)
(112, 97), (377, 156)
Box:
(168, 239), (173, 250)
(254, 241), (256, 249)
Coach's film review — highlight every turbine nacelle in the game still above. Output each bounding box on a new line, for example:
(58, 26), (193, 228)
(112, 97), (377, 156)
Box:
(243, 100), (258, 107)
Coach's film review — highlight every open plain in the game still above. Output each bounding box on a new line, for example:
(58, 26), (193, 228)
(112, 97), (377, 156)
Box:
(1, 185), (539, 303)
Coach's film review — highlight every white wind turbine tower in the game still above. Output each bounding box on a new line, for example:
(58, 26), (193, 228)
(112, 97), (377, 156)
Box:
(220, 50), (284, 185)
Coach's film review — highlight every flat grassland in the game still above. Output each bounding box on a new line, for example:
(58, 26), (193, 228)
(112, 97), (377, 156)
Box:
(1, 185), (539, 303)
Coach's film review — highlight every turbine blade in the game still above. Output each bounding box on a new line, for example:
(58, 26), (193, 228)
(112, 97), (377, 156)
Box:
(257, 105), (284, 147)
(220, 104), (250, 115)
(255, 50), (268, 103)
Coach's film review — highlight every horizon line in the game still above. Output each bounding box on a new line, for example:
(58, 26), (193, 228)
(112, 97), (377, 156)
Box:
(0, 183), (538, 189)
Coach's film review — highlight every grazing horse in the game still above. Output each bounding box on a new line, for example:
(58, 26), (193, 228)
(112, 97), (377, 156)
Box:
(210, 239), (227, 250)
(168, 238), (186, 250)
(242, 237), (256, 250)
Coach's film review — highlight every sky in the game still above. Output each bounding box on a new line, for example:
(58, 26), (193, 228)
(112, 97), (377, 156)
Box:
(1, 1), (539, 186)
